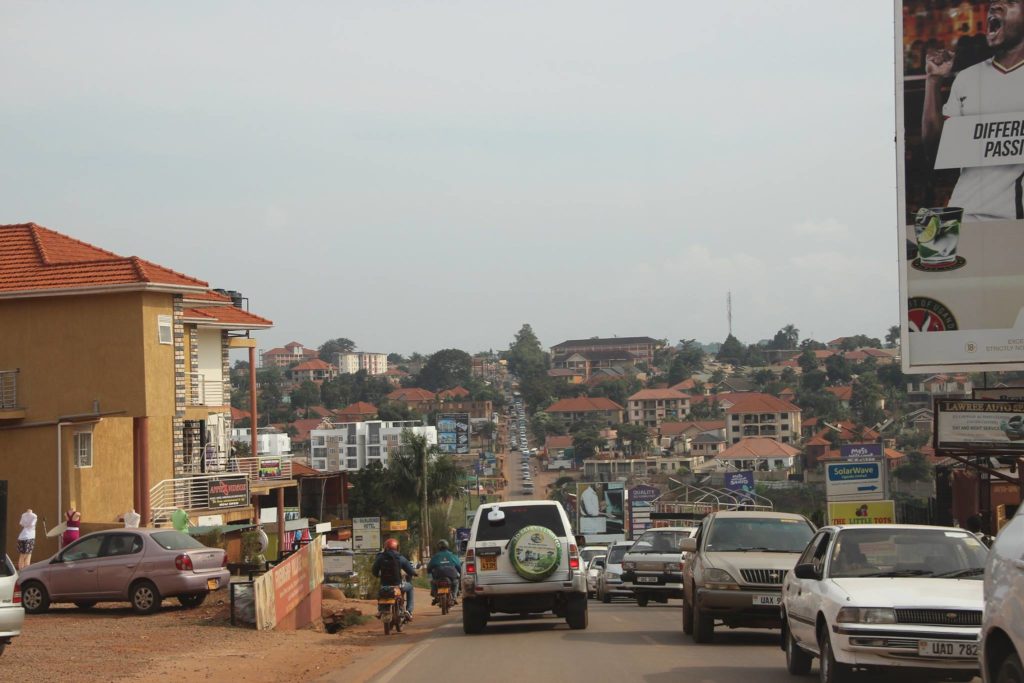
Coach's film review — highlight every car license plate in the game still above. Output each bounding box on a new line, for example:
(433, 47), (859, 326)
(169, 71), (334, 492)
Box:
(378, 599), (395, 605)
(636, 576), (659, 583)
(207, 578), (219, 590)
(917, 640), (979, 658)
(438, 587), (450, 594)
(752, 594), (781, 606)
(481, 556), (498, 571)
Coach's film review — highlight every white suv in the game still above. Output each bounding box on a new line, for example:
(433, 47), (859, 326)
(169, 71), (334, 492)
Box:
(461, 500), (588, 634)
(982, 512), (1024, 683)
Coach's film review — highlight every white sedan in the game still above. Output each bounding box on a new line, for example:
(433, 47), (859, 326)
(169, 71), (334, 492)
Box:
(781, 524), (987, 683)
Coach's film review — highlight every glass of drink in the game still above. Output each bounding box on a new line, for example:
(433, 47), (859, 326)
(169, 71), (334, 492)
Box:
(914, 207), (962, 267)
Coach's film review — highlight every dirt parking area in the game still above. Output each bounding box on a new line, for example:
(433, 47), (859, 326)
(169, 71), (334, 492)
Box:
(4, 586), (443, 683)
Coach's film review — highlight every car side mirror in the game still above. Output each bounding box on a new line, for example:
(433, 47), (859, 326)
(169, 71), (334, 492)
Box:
(793, 563), (820, 580)
(679, 537), (697, 553)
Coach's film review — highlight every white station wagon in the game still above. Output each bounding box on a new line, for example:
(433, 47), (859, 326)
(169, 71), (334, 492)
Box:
(781, 524), (986, 683)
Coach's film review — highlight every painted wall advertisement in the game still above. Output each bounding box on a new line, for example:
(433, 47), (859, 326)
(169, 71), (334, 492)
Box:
(934, 398), (1024, 452)
(896, 0), (1024, 371)
(827, 500), (896, 526)
(207, 477), (249, 508)
(254, 540), (324, 631)
(627, 485), (660, 538)
(437, 413), (470, 455)
(576, 482), (624, 535)
(352, 516), (381, 552)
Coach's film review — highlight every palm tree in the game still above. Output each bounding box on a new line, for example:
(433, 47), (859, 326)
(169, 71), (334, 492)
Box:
(782, 324), (800, 349)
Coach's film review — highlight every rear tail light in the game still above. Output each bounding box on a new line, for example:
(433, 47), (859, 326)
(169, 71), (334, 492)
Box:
(568, 544), (580, 570)
(465, 548), (476, 574)
(174, 554), (194, 571)
(12, 582), (20, 605)
(221, 553), (228, 568)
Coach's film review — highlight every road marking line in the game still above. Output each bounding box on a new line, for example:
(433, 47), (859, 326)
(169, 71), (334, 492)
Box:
(641, 634), (657, 645)
(374, 640), (433, 683)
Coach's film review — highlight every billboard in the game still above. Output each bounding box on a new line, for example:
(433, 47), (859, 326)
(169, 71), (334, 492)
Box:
(724, 470), (755, 501)
(896, 1), (1024, 371)
(437, 413), (470, 454)
(840, 443), (884, 461)
(352, 516), (381, 552)
(934, 398), (1024, 452)
(576, 482), (624, 535)
(627, 485), (660, 538)
(827, 500), (896, 526)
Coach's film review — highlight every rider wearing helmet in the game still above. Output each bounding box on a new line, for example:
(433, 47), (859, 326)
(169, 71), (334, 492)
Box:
(371, 537), (417, 619)
(427, 539), (462, 605)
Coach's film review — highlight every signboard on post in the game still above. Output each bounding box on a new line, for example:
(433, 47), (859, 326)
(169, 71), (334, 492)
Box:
(207, 477), (249, 508)
(437, 413), (471, 455)
(896, 1), (1024, 372)
(352, 516), (381, 552)
(826, 462), (885, 501)
(827, 500), (896, 526)
(934, 399), (1024, 453)
(627, 485), (660, 538)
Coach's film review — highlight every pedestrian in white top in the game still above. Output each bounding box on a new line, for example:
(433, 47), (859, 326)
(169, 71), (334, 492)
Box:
(17, 508), (37, 570)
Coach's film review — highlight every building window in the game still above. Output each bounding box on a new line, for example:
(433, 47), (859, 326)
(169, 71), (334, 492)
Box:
(74, 432), (93, 468)
(312, 458), (327, 470)
(732, 426), (739, 433)
(157, 315), (173, 345)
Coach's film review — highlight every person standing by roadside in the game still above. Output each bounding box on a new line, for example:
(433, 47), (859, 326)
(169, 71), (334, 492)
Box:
(16, 508), (37, 569)
(61, 508), (81, 549)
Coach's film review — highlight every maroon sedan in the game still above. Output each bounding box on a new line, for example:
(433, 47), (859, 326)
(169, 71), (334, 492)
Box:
(18, 528), (229, 615)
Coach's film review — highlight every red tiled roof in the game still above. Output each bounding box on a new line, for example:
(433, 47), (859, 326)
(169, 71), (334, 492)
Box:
(183, 290), (233, 303)
(183, 305), (272, 328)
(813, 350), (838, 359)
(724, 392), (800, 414)
(307, 406), (333, 418)
(659, 420), (726, 437)
(388, 387), (436, 401)
(545, 397), (624, 413)
(806, 435), (831, 446)
(545, 435), (574, 450)
(628, 388), (690, 401)
(291, 418), (330, 443)
(384, 368), (409, 376)
(292, 359), (333, 372)
(670, 378), (696, 391)
(338, 401), (378, 416)
(230, 406), (251, 421)
(718, 437), (801, 459)
(826, 385), (853, 401)
(0, 223), (209, 295)
(438, 386), (471, 399)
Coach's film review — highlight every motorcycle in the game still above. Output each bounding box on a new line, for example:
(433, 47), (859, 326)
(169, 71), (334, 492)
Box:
(436, 578), (453, 615)
(376, 585), (407, 635)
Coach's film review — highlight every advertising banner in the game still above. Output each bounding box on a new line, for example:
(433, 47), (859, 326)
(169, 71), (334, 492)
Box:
(934, 398), (1024, 452)
(352, 516), (381, 552)
(897, 1), (1024, 371)
(724, 471), (755, 501)
(386, 520), (408, 531)
(258, 457), (282, 479)
(437, 413), (471, 454)
(826, 461), (885, 501)
(827, 500), (896, 526)
(207, 477), (248, 509)
(840, 443), (884, 461)
(576, 482), (624, 535)
(254, 541), (324, 631)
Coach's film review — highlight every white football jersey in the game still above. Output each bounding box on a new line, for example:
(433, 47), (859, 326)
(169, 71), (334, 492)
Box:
(943, 58), (1024, 220)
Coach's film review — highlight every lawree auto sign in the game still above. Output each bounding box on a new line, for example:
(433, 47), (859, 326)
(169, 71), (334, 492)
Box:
(207, 477), (248, 508)
(934, 398), (1024, 452)
(895, 0), (1024, 372)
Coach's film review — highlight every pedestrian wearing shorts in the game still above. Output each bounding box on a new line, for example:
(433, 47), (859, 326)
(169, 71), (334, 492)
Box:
(17, 508), (37, 569)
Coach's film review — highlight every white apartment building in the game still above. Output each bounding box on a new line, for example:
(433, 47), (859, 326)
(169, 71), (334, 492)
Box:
(335, 351), (389, 376)
(230, 428), (292, 456)
(721, 393), (802, 445)
(309, 420), (437, 471)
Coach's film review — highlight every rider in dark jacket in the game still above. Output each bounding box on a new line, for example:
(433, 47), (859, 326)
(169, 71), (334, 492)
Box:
(371, 538), (417, 618)
(427, 539), (462, 604)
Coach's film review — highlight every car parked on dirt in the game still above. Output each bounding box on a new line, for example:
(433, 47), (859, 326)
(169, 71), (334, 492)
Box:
(0, 554), (23, 656)
(982, 511), (1024, 683)
(18, 528), (229, 615)
(621, 526), (697, 606)
(461, 500), (588, 634)
(782, 524), (985, 683)
(682, 510), (815, 643)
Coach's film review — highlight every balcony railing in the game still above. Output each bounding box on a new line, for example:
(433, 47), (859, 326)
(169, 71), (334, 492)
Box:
(232, 455), (293, 481)
(149, 473), (249, 524)
(188, 372), (225, 406)
(0, 370), (18, 409)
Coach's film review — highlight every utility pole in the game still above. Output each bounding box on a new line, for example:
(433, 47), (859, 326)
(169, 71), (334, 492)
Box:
(421, 438), (430, 563)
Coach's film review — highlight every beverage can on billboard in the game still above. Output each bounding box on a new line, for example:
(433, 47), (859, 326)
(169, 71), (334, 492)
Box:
(896, 0), (1024, 371)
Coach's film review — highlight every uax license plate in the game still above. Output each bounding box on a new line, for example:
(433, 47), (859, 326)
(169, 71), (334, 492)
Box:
(481, 556), (498, 571)
(438, 588), (450, 594)
(636, 576), (659, 583)
(752, 594), (781, 606)
(207, 578), (219, 590)
(918, 640), (979, 659)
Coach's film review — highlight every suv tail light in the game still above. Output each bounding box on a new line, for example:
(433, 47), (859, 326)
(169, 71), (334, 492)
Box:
(12, 582), (21, 605)
(568, 544), (580, 570)
(465, 548), (476, 574)
(175, 553), (194, 571)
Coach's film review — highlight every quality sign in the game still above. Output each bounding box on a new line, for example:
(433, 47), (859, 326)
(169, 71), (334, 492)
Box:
(826, 461), (884, 502)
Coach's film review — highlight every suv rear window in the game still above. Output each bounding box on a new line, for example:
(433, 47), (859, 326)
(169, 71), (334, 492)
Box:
(475, 505), (566, 542)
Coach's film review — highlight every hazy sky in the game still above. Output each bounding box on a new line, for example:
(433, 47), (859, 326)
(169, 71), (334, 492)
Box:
(1, 1), (898, 355)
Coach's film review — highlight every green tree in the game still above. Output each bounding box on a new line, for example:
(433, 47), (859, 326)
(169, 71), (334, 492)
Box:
(530, 411), (567, 443)
(588, 377), (642, 408)
(851, 373), (886, 426)
(690, 398), (724, 420)
(798, 349), (819, 375)
(377, 399), (419, 421)
(387, 352), (405, 365)
(824, 354), (853, 385)
(348, 461), (393, 517)
(799, 339), (827, 350)
(549, 476), (577, 507)
(717, 334), (745, 365)
(885, 325), (900, 348)
(668, 339), (705, 384)
(416, 349), (473, 392)
(894, 452), (933, 482)
(617, 423), (652, 455)
(290, 380), (321, 416)
(839, 335), (882, 350)
(506, 324), (548, 380)
(572, 426), (603, 460)
(769, 324), (800, 350)
(318, 337), (356, 363)
(256, 366), (286, 424)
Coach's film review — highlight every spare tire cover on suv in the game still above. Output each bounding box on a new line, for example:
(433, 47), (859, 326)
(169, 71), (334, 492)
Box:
(509, 525), (562, 581)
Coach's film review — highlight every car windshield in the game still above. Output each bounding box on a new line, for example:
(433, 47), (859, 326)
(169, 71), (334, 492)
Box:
(631, 529), (691, 553)
(580, 548), (606, 563)
(706, 517), (814, 553)
(606, 545), (630, 564)
(475, 505), (566, 542)
(829, 528), (990, 579)
(151, 530), (206, 550)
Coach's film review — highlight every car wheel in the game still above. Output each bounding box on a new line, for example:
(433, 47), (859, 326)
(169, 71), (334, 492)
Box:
(74, 601), (97, 610)
(130, 580), (162, 615)
(998, 654), (1024, 683)
(601, 587), (611, 604)
(682, 595), (693, 635)
(637, 594), (649, 607)
(784, 619), (812, 675)
(178, 593), (207, 609)
(20, 581), (49, 614)
(566, 594), (588, 630)
(462, 598), (487, 634)
(692, 598), (714, 644)
(818, 626), (851, 683)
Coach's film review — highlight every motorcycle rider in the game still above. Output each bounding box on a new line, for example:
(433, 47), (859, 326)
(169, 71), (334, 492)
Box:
(427, 539), (462, 605)
(371, 537), (417, 620)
